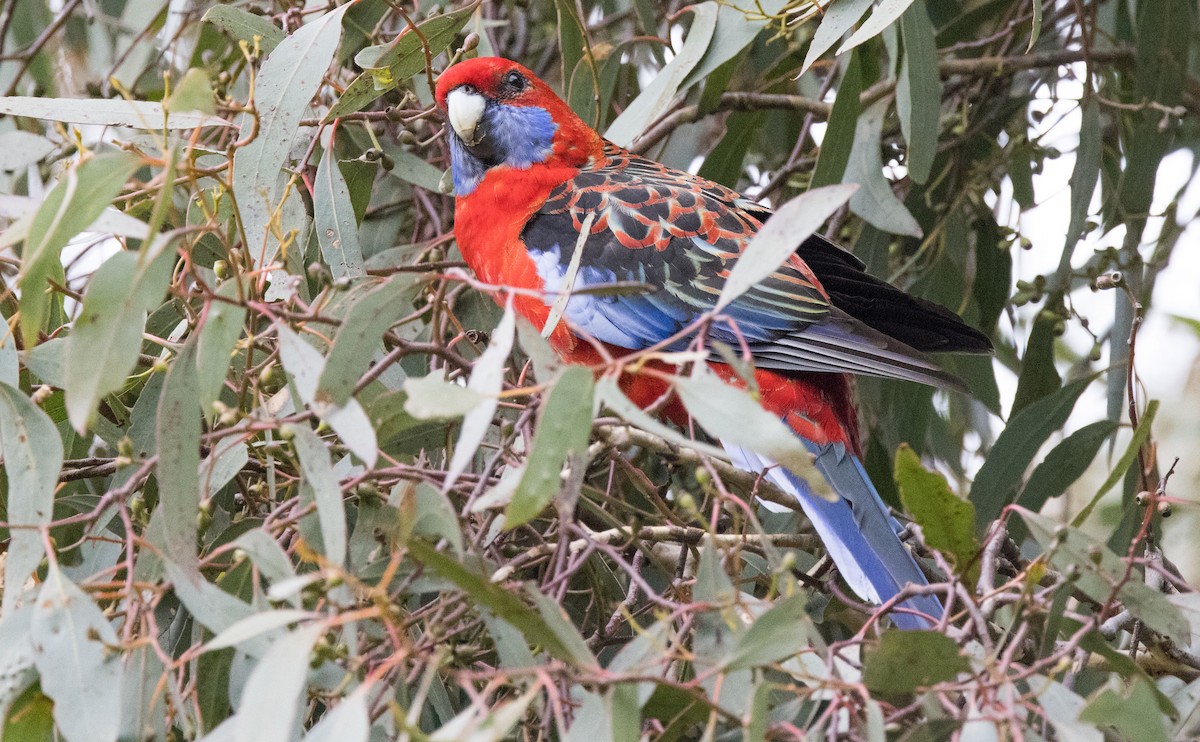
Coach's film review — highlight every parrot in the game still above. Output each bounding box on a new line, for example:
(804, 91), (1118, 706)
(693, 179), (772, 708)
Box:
(434, 57), (992, 629)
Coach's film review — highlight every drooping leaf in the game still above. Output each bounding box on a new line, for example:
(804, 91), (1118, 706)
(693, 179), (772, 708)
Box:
(313, 139), (365, 281)
(443, 301), (515, 490)
(505, 366), (595, 528)
(605, 2), (718, 147)
(801, 0), (874, 74)
(844, 101), (922, 237)
(65, 236), (176, 432)
(896, 2), (941, 184)
(155, 339), (202, 566)
(722, 594), (810, 671)
(839, 0), (920, 55)
(286, 423), (348, 567)
(31, 566), (123, 742)
(18, 152), (140, 346)
(971, 375), (1095, 526)
(811, 51), (864, 189)
(0, 384), (62, 614)
(202, 5), (285, 53)
(894, 445), (980, 581)
(233, 623), (323, 742)
(232, 5), (350, 271)
(863, 630), (968, 697)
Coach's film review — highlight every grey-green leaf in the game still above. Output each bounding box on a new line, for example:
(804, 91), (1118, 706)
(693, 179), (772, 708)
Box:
(233, 623), (323, 742)
(971, 375), (1095, 526)
(232, 5), (350, 271)
(31, 566), (123, 742)
(605, 2), (718, 147)
(65, 236), (176, 432)
(155, 339), (202, 566)
(19, 152), (140, 346)
(313, 144), (365, 281)
(0, 384), (63, 614)
(286, 423), (348, 567)
(202, 5), (285, 54)
(717, 183), (857, 309)
(505, 366), (595, 529)
(896, 2), (941, 184)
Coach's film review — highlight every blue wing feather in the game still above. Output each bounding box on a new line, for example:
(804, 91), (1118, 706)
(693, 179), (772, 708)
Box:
(724, 441), (943, 629)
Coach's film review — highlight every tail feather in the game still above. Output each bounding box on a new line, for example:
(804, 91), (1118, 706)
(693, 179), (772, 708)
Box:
(724, 441), (942, 630)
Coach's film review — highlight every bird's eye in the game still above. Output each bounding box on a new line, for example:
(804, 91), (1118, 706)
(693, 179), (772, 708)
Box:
(503, 71), (527, 92)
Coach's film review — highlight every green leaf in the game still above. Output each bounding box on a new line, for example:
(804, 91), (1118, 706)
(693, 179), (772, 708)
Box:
(1018, 507), (1189, 644)
(970, 375), (1094, 526)
(505, 366), (595, 528)
(232, 5), (350, 272)
(1071, 400), (1158, 527)
(1053, 97), (1101, 290)
(155, 339), (202, 566)
(673, 368), (833, 500)
(402, 372), (485, 419)
(716, 183), (857, 310)
(723, 594), (810, 671)
(1080, 677), (1170, 742)
(19, 152), (140, 346)
(1010, 310), (1062, 415)
(894, 444), (980, 580)
(811, 51), (864, 189)
(1017, 420), (1117, 514)
(332, 2), (478, 120)
(605, 2), (718, 147)
(0, 384), (62, 614)
(31, 565), (123, 742)
(233, 623), (323, 742)
(845, 100), (922, 237)
(313, 143), (365, 281)
(863, 631), (968, 697)
(2, 684), (54, 742)
(202, 5), (285, 54)
(316, 277), (417, 407)
(65, 236), (176, 432)
(405, 539), (596, 667)
(800, 0), (873, 74)
(165, 68), (216, 115)
(896, 2), (941, 184)
(286, 423), (347, 567)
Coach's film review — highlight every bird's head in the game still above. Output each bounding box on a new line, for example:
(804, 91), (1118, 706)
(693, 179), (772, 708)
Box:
(435, 57), (602, 196)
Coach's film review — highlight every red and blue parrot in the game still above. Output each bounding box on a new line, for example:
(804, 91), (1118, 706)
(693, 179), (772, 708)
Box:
(434, 58), (991, 629)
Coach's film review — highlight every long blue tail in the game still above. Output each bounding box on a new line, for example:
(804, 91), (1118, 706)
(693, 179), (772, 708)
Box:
(724, 441), (942, 630)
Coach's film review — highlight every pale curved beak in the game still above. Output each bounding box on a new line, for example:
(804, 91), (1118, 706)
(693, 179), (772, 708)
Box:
(446, 88), (487, 147)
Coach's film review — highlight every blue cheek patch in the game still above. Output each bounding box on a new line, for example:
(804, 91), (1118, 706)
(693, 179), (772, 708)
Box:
(449, 104), (558, 196)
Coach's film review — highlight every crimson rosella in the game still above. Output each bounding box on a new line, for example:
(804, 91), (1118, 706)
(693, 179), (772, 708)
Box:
(434, 57), (991, 629)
